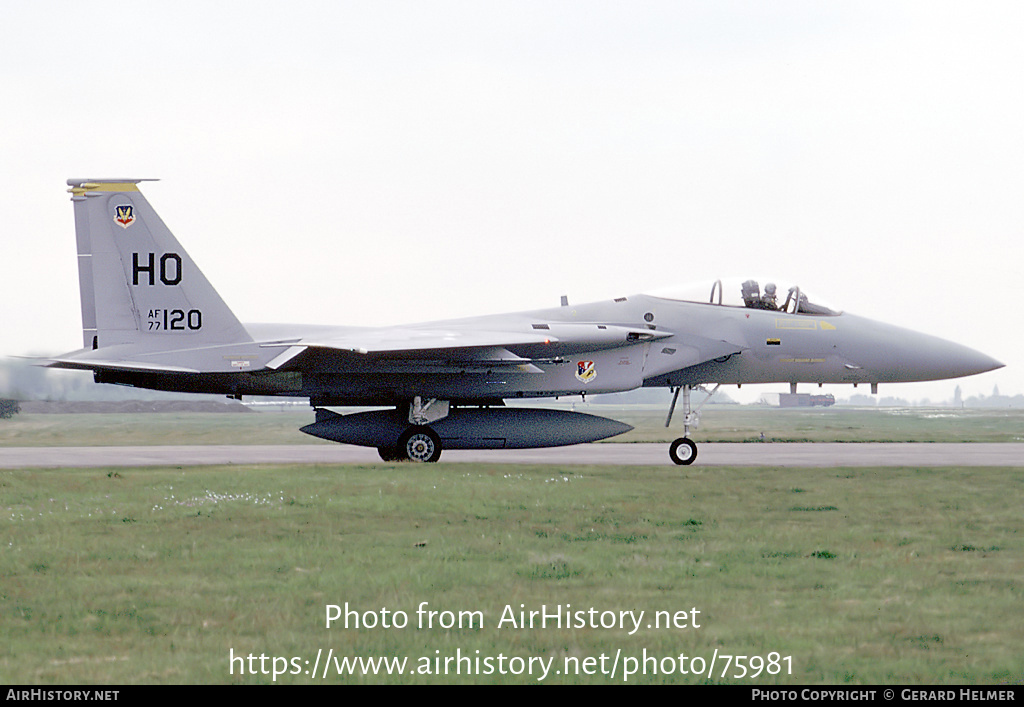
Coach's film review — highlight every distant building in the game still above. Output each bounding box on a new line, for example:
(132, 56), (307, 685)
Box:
(778, 393), (835, 408)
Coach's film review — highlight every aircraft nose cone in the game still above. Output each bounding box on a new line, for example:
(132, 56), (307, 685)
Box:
(935, 345), (1004, 379)
(845, 315), (1003, 382)
(892, 334), (1003, 381)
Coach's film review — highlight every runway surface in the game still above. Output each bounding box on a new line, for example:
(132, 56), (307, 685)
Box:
(2, 443), (1023, 468)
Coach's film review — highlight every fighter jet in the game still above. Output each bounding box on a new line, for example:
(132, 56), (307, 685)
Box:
(46, 179), (1003, 464)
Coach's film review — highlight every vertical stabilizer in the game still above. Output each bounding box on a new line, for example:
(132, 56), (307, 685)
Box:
(67, 179), (251, 350)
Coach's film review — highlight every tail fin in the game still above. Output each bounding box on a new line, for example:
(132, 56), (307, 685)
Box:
(67, 179), (251, 350)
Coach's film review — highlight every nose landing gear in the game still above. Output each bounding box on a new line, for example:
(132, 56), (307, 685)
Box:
(665, 383), (719, 466)
(669, 437), (698, 465)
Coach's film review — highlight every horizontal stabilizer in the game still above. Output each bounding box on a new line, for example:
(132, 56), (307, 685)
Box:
(41, 357), (200, 374)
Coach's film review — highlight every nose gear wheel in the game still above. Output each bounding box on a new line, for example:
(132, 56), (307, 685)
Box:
(669, 437), (698, 465)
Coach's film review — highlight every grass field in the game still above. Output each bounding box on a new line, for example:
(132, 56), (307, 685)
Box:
(2, 405), (1024, 446)
(3, 460), (1023, 684)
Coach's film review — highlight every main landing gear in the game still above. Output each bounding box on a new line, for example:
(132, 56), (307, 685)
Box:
(379, 426), (442, 463)
(665, 384), (719, 465)
(378, 397), (447, 463)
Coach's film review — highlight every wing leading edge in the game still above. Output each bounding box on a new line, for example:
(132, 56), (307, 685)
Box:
(259, 322), (680, 371)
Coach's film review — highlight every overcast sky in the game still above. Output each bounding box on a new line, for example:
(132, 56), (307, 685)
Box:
(2, 1), (1019, 403)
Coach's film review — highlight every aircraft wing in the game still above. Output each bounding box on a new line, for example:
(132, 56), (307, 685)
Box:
(261, 323), (675, 370)
(269, 328), (556, 356)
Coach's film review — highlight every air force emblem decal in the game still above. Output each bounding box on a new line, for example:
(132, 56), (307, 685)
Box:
(114, 204), (135, 229)
(575, 360), (597, 384)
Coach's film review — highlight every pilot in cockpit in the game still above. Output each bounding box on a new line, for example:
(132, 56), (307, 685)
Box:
(741, 280), (780, 310)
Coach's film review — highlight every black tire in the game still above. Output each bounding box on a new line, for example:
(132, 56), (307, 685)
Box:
(397, 426), (442, 463)
(669, 437), (697, 466)
(377, 446), (402, 462)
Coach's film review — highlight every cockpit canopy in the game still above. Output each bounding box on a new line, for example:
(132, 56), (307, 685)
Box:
(649, 278), (841, 316)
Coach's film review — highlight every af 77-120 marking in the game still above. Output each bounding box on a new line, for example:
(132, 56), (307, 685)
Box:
(45, 179), (1003, 464)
